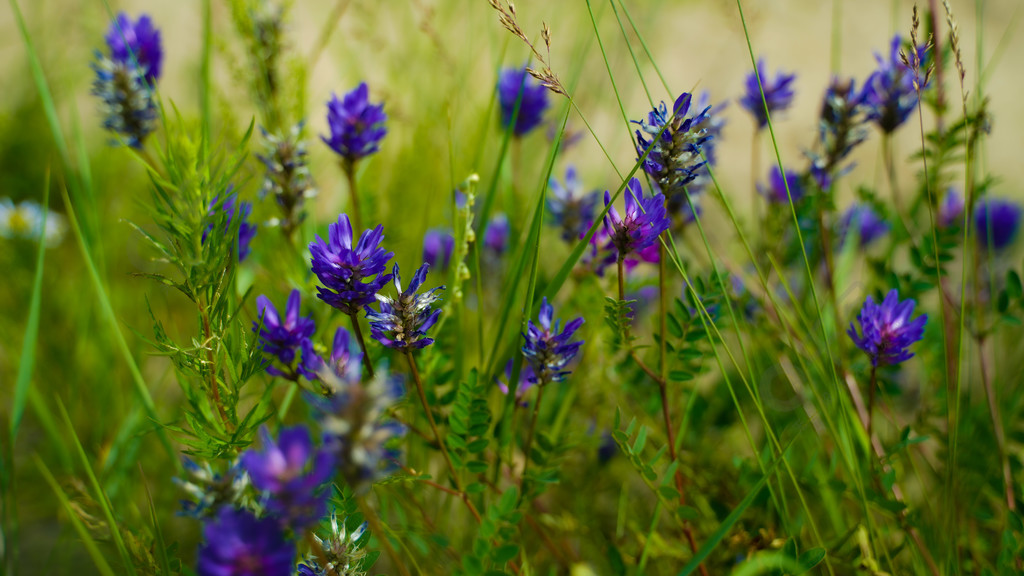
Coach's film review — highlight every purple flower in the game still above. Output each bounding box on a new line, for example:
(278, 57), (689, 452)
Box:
(498, 66), (549, 136)
(522, 297), (584, 385)
(240, 426), (335, 530)
(938, 188), (964, 228)
(316, 327), (363, 387)
(548, 166), (600, 242)
(365, 263), (444, 350)
(603, 178), (671, 261)
(484, 213), (510, 256)
(309, 214), (394, 315)
(597, 431), (617, 465)
(196, 508), (295, 576)
(975, 197), (1023, 252)
(105, 13), (163, 83)
(739, 59), (796, 129)
(91, 55), (157, 149)
(847, 289), (927, 366)
(633, 93), (713, 201)
(807, 78), (869, 189)
(496, 360), (536, 405)
(861, 36), (925, 133)
(310, 361), (406, 485)
(257, 124), (316, 237)
(204, 193), (257, 262)
(839, 204), (889, 248)
(253, 290), (317, 379)
(322, 83), (387, 163)
(422, 228), (455, 272)
(758, 166), (804, 204)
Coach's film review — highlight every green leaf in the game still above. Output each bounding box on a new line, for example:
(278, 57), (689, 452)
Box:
(676, 505), (699, 521)
(797, 548), (827, 573)
(676, 461), (776, 576)
(492, 544), (520, 564)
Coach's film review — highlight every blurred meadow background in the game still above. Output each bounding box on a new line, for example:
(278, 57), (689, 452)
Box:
(3, 0), (1024, 574)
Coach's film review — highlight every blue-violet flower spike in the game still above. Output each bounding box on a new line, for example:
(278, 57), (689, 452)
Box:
(91, 54), (158, 148)
(310, 214), (394, 315)
(974, 198), (1023, 252)
(422, 228), (455, 272)
(758, 166), (804, 204)
(739, 59), (796, 129)
(322, 83), (388, 163)
(522, 297), (584, 385)
(632, 93), (713, 201)
(366, 263), (444, 350)
(497, 66), (550, 137)
(839, 204), (890, 248)
(603, 178), (671, 259)
(196, 507), (295, 576)
(240, 426), (335, 531)
(105, 13), (163, 83)
(547, 166), (599, 242)
(847, 289), (927, 367)
(861, 35), (926, 133)
(253, 289), (317, 379)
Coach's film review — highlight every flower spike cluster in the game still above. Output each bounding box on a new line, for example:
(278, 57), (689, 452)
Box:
(310, 214), (395, 315)
(522, 297), (584, 385)
(258, 123), (316, 238)
(197, 508), (295, 576)
(739, 59), (796, 129)
(366, 263), (445, 350)
(975, 198), (1023, 252)
(547, 166), (599, 242)
(253, 289), (318, 379)
(848, 289), (927, 366)
(239, 426), (335, 531)
(91, 13), (162, 148)
(839, 204), (890, 248)
(861, 35), (926, 133)
(322, 83), (388, 163)
(105, 12), (164, 83)
(807, 78), (869, 189)
(758, 166), (804, 204)
(632, 92), (714, 201)
(498, 66), (550, 137)
(602, 177), (671, 265)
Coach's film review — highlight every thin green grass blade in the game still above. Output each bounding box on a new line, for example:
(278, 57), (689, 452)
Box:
(614, 0), (672, 97)
(35, 457), (118, 576)
(200, 0), (213, 152)
(11, 171), (49, 441)
(9, 0), (71, 168)
(485, 102), (569, 381)
(585, 0), (633, 137)
(56, 399), (138, 576)
(59, 184), (178, 465)
(139, 465), (173, 576)
(675, 436), (794, 576)
(28, 388), (72, 470)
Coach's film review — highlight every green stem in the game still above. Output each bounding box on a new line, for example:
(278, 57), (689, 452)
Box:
(356, 496), (412, 576)
(343, 160), (363, 233)
(520, 384), (545, 492)
(405, 350), (481, 523)
(868, 364), (877, 440)
(978, 335), (1016, 512)
(349, 312), (375, 380)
